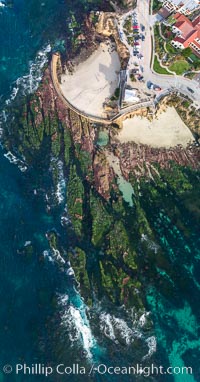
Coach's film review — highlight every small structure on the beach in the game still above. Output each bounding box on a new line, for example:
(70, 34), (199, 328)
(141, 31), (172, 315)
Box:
(124, 89), (140, 103)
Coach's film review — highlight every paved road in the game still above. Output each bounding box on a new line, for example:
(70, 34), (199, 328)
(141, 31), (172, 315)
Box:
(118, 0), (200, 108)
(52, 4), (200, 125)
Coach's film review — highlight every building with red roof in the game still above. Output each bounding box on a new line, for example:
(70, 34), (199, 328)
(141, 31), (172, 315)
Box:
(160, 0), (200, 16)
(171, 13), (200, 57)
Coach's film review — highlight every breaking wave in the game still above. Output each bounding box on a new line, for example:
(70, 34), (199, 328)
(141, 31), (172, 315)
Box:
(0, 1), (6, 8)
(4, 151), (27, 172)
(43, 245), (99, 360)
(58, 298), (96, 360)
(43, 239), (156, 365)
(6, 44), (51, 105)
(99, 312), (141, 345)
(55, 160), (66, 205)
(50, 158), (66, 205)
(143, 336), (157, 360)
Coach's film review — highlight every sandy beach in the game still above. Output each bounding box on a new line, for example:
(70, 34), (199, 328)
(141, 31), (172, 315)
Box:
(60, 41), (120, 118)
(117, 107), (194, 148)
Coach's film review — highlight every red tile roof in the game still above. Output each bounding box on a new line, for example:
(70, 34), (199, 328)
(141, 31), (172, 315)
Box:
(193, 16), (200, 27)
(174, 13), (193, 25)
(173, 37), (185, 43)
(175, 21), (185, 28)
(172, 12), (200, 57)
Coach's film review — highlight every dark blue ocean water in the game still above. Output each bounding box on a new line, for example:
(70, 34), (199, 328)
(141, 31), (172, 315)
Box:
(0, 0), (68, 97)
(0, 1), (200, 382)
(0, 147), (57, 379)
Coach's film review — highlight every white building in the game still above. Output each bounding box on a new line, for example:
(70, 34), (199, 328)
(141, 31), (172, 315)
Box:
(124, 89), (140, 103)
(159, 0), (200, 15)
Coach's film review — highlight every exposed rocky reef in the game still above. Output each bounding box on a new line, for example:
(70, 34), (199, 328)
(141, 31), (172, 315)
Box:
(2, 46), (200, 313)
(111, 142), (199, 181)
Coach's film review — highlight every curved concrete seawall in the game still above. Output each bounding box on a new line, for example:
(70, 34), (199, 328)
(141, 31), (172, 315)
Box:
(51, 53), (112, 125)
(50, 53), (157, 125)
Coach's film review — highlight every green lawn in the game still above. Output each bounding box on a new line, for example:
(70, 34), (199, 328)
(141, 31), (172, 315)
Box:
(169, 60), (190, 74)
(153, 0), (162, 12)
(188, 54), (200, 69)
(153, 56), (170, 75)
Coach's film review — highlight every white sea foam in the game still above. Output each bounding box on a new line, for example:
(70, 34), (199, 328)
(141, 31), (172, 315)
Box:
(0, 1), (5, 8)
(138, 312), (150, 328)
(143, 336), (157, 360)
(55, 161), (66, 204)
(58, 295), (96, 359)
(6, 44), (51, 105)
(61, 215), (70, 226)
(43, 250), (55, 263)
(52, 248), (65, 264)
(1, 110), (8, 123)
(4, 151), (28, 172)
(61, 205), (71, 226)
(55, 255), (96, 359)
(99, 312), (143, 345)
(24, 241), (31, 247)
(99, 313), (118, 343)
(0, 110), (8, 138)
(141, 234), (160, 254)
(66, 267), (75, 277)
(50, 159), (66, 205)
(57, 293), (69, 306)
(56, 258), (97, 360)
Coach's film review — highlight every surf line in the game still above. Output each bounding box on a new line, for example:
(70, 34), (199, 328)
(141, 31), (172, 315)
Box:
(45, 231), (103, 361)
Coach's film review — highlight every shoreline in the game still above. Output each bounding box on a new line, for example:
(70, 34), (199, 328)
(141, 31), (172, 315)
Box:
(115, 107), (194, 149)
(60, 41), (120, 118)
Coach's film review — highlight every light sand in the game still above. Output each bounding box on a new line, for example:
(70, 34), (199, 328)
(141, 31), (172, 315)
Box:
(60, 42), (120, 118)
(117, 107), (194, 148)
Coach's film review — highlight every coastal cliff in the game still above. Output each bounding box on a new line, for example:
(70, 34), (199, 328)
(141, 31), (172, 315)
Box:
(2, 0), (200, 378)
(3, 56), (200, 313)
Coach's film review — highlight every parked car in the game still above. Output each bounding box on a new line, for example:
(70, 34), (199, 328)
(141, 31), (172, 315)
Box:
(141, 24), (145, 32)
(141, 34), (145, 41)
(132, 68), (139, 74)
(187, 87), (194, 93)
(153, 85), (162, 91)
(147, 81), (154, 89)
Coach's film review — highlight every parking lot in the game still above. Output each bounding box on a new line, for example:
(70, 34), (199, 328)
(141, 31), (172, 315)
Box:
(117, 0), (200, 107)
(118, 4), (157, 102)
(126, 10), (146, 84)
